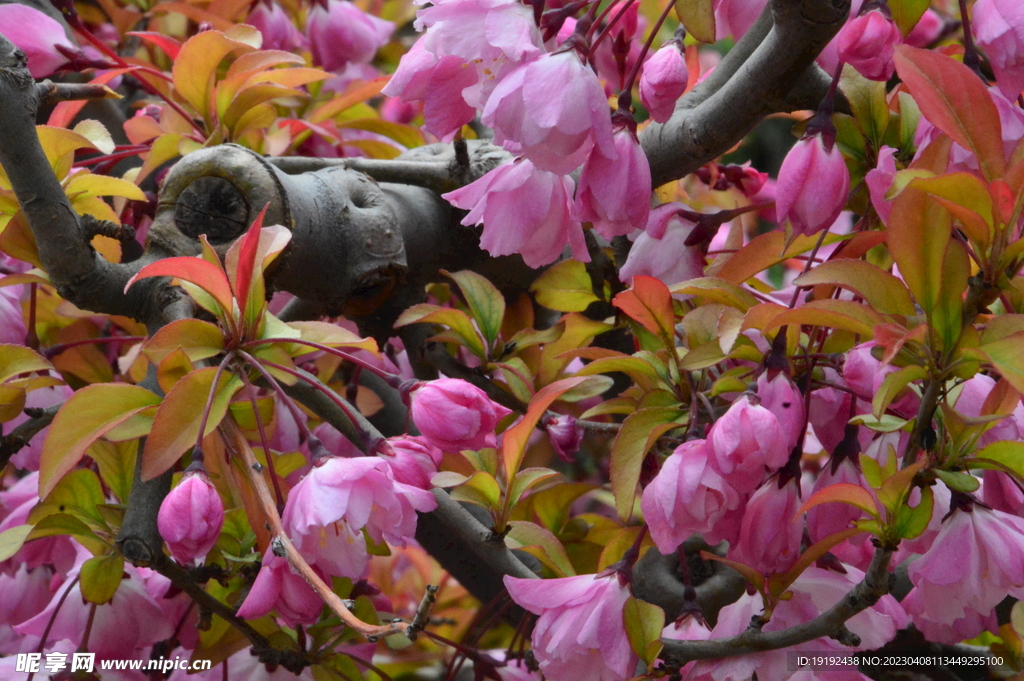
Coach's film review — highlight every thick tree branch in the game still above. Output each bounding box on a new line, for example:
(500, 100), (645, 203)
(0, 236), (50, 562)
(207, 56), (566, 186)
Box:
(660, 546), (893, 664)
(641, 0), (850, 187)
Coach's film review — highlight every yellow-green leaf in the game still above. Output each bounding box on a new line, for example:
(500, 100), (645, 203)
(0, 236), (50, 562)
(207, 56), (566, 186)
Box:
(531, 259), (599, 312)
(80, 553), (125, 604)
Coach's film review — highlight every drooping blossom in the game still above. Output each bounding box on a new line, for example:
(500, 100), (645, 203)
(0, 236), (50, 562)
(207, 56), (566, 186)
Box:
(640, 39), (687, 123)
(306, 0), (393, 72)
(503, 573), (636, 681)
(545, 414), (583, 462)
(282, 455), (436, 579)
(443, 158), (589, 268)
(246, 0), (307, 52)
(982, 469), (1024, 517)
(729, 476), (803, 574)
(406, 378), (513, 452)
(482, 47), (616, 173)
(15, 549), (174, 660)
(973, 0), (1024, 98)
(836, 9), (902, 81)
(808, 368), (855, 454)
(689, 565), (905, 680)
(381, 435), (442, 489)
(573, 115), (651, 239)
(903, 497), (1024, 642)
(641, 439), (742, 554)
(707, 392), (789, 494)
(775, 132), (850, 236)
(756, 371), (805, 453)
(157, 467), (224, 566)
(235, 549), (325, 627)
(0, 4), (77, 78)
(619, 204), (706, 285)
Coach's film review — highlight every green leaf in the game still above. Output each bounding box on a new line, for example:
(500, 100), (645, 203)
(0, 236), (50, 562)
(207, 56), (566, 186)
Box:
(982, 331), (1024, 395)
(27, 513), (106, 554)
(886, 186), (951, 314)
(841, 65), (890, 145)
(889, 0), (931, 36)
(610, 407), (682, 522)
(910, 172), (994, 247)
(445, 270), (506, 350)
(506, 521), (576, 577)
(623, 596), (665, 666)
(934, 469), (981, 493)
(0, 524), (32, 562)
(502, 377), (589, 483)
(142, 367), (243, 480)
(668, 277), (759, 311)
(530, 259), (599, 312)
(792, 260), (915, 317)
(972, 440), (1024, 478)
(893, 484), (933, 540)
(673, 0), (715, 43)
(30, 469), (107, 526)
(144, 319), (226, 365)
(80, 554), (125, 604)
(39, 384), (161, 499)
(449, 471), (502, 513)
(0, 343), (53, 384)
(393, 304), (486, 359)
(894, 45), (1005, 181)
(872, 365), (926, 419)
(88, 440), (138, 503)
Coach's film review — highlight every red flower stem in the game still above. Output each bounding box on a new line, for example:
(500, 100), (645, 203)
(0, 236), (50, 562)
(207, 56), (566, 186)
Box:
(619, 0), (677, 104)
(588, 0), (635, 59)
(237, 351), (314, 441)
(238, 369), (286, 511)
(243, 337), (403, 388)
(192, 350), (237, 463)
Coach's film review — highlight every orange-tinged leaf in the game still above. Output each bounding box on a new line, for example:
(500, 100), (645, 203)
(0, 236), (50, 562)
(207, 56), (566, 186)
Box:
(793, 260), (915, 317)
(39, 384), (160, 498)
(0, 344), (53, 384)
(222, 84), (306, 132)
(910, 172), (993, 246)
(613, 275), (675, 342)
(172, 30), (253, 119)
(796, 482), (880, 519)
(715, 230), (844, 285)
(127, 31), (182, 59)
(142, 367), (242, 480)
(225, 205), (268, 320)
(502, 376), (588, 482)
(894, 45), (1005, 180)
(886, 186), (951, 314)
(127, 256), (234, 315)
(700, 551), (765, 592)
(285, 321), (378, 355)
(143, 319), (226, 365)
(309, 77), (389, 124)
(761, 299), (886, 338)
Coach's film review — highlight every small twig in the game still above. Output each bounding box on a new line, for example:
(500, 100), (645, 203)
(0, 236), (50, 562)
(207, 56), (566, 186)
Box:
(220, 418), (410, 640)
(0, 403), (61, 468)
(575, 418), (622, 433)
(405, 584), (439, 641)
(36, 80), (120, 107)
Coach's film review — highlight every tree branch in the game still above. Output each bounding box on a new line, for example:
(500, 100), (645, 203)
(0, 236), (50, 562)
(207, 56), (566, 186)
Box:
(641, 0), (850, 187)
(659, 546), (893, 664)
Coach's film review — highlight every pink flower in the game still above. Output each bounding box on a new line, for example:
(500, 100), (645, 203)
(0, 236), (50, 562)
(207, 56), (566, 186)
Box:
(573, 118), (651, 239)
(157, 468), (224, 566)
(503, 573), (635, 681)
(482, 48), (616, 173)
(641, 439), (742, 554)
(836, 9), (902, 81)
(382, 436), (442, 489)
(974, 0), (1024, 99)
(443, 159), (589, 268)
(246, 0), (307, 52)
(407, 378), (513, 452)
(282, 456), (435, 579)
(729, 477), (803, 574)
(808, 368), (855, 454)
(416, 0), (542, 67)
(775, 133), (850, 236)
(905, 9), (944, 48)
(640, 40), (687, 123)
(0, 565), (52, 654)
(865, 145), (898, 225)
(983, 469), (1024, 517)
(756, 372), (805, 453)
(236, 549), (325, 627)
(15, 556), (174, 659)
(707, 393), (789, 494)
(545, 414), (583, 462)
(618, 204), (706, 285)
(954, 373), (1024, 447)
(0, 4), (76, 78)
(306, 0), (393, 72)
(714, 0), (769, 41)
(904, 500), (1024, 638)
(843, 342), (919, 418)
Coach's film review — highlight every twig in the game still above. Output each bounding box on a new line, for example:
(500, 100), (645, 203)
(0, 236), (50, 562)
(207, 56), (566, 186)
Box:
(36, 80), (120, 107)
(659, 546), (893, 663)
(0, 403), (61, 468)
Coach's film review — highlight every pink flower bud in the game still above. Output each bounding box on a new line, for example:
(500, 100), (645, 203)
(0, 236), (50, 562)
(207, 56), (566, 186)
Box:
(572, 120), (651, 239)
(775, 133), (850, 236)
(0, 4), (77, 78)
(707, 393), (789, 494)
(383, 436), (442, 489)
(865, 145), (898, 225)
(618, 204), (705, 286)
(729, 478), (802, 574)
(545, 414), (583, 462)
(905, 9), (944, 48)
(156, 469), (224, 566)
(837, 9), (902, 81)
(246, 0), (307, 52)
(306, 0), (393, 73)
(408, 378), (513, 452)
(756, 372), (805, 453)
(236, 549), (325, 627)
(974, 0), (1024, 99)
(639, 41), (687, 123)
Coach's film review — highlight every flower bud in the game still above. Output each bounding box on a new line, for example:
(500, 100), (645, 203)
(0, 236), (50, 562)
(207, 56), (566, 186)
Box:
(837, 9), (902, 81)
(247, 0), (307, 52)
(775, 133), (850, 236)
(306, 0), (394, 73)
(408, 378), (513, 452)
(0, 4), (77, 78)
(639, 40), (687, 123)
(545, 415), (583, 461)
(157, 468), (224, 565)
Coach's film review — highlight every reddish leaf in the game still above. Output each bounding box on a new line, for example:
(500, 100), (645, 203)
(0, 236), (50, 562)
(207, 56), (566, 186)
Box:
(894, 45), (1005, 180)
(230, 205), (268, 318)
(126, 31), (182, 59)
(796, 483), (880, 519)
(613, 276), (675, 343)
(126, 257), (234, 315)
